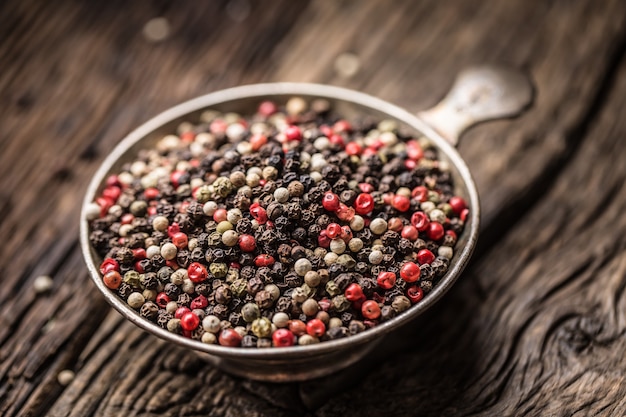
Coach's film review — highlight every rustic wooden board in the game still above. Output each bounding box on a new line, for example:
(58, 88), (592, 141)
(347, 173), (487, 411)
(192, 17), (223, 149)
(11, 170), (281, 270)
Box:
(1, 0), (626, 416)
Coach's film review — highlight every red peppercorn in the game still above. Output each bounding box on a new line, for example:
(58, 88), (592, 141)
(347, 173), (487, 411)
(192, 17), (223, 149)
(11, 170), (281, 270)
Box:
(322, 192), (340, 212)
(249, 134), (268, 151)
(445, 229), (457, 245)
(340, 226), (353, 243)
(354, 193), (374, 215)
(132, 248), (146, 260)
(387, 217), (404, 232)
(361, 300), (381, 320)
(288, 319), (307, 336)
(180, 131), (195, 142)
(250, 204), (268, 224)
(404, 159), (416, 170)
(406, 140), (424, 161)
(317, 230), (331, 248)
(358, 183), (374, 193)
(336, 203), (355, 222)
(120, 213), (134, 224)
(254, 254), (275, 267)
(102, 186), (121, 202)
(392, 195), (410, 212)
(448, 196), (467, 215)
(175, 307), (191, 319)
(411, 186), (429, 202)
(134, 260), (145, 273)
(376, 271), (397, 290)
(144, 187), (159, 200)
(219, 328), (242, 347)
(258, 100), (278, 117)
(106, 175), (120, 188)
(333, 119), (352, 133)
(320, 124), (333, 137)
(96, 196), (114, 216)
(306, 319), (326, 337)
(103, 270), (122, 289)
(156, 292), (170, 308)
(416, 249), (435, 265)
(190, 295), (208, 310)
(460, 208), (470, 222)
(401, 225), (419, 241)
(213, 208), (228, 223)
(171, 232), (188, 249)
(238, 234), (256, 252)
(170, 170), (186, 187)
(345, 142), (362, 156)
(273, 328), (295, 347)
(147, 206), (157, 216)
(229, 262), (241, 269)
(329, 134), (345, 147)
(166, 259), (179, 270)
(99, 258), (119, 275)
(210, 119), (227, 134)
(406, 286), (424, 303)
(187, 262), (208, 283)
(326, 223), (342, 239)
(411, 211), (430, 232)
(383, 193), (394, 205)
(427, 221), (445, 241)
(167, 223), (180, 237)
(180, 312), (200, 331)
(285, 125), (302, 141)
(318, 298), (331, 311)
(400, 262), (421, 283)
(344, 283), (364, 301)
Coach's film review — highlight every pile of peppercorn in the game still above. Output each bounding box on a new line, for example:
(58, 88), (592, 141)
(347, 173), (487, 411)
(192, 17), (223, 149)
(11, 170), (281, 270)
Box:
(86, 97), (468, 348)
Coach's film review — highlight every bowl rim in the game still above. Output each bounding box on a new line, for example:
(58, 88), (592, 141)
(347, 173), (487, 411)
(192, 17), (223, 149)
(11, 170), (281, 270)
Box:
(80, 82), (480, 360)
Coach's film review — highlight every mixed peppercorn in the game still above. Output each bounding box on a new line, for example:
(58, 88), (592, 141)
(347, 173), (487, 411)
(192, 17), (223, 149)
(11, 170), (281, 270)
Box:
(87, 97), (468, 348)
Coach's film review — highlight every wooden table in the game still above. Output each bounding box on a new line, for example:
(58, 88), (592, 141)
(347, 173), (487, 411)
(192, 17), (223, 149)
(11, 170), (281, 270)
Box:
(2, 0), (626, 415)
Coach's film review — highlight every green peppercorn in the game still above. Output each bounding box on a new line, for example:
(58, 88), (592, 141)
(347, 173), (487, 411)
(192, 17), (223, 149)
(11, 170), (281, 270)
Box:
(251, 317), (272, 338)
(225, 268), (239, 283)
(213, 177), (234, 198)
(209, 263), (228, 278)
(207, 231), (222, 246)
(337, 254), (356, 269)
(332, 295), (351, 312)
(216, 221), (233, 234)
(230, 278), (247, 297)
(195, 185), (212, 203)
(123, 271), (141, 287)
(325, 281), (341, 297)
(391, 295), (411, 313)
(130, 200), (147, 217)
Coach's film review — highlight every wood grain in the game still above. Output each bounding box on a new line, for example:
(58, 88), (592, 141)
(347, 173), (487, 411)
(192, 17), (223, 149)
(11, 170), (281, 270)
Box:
(1, 0), (625, 416)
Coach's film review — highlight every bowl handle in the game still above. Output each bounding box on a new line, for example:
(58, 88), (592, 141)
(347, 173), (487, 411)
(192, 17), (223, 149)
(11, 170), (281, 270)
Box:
(417, 66), (533, 146)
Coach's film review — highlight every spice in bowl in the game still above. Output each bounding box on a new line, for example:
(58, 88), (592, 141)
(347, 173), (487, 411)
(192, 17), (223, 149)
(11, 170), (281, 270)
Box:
(86, 97), (468, 348)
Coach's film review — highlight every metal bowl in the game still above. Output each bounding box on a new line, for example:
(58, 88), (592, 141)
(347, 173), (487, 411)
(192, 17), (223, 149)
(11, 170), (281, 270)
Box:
(80, 66), (532, 382)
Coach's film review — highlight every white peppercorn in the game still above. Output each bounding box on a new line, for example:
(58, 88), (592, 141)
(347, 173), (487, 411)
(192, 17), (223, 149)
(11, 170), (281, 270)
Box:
(304, 271), (321, 287)
(330, 238), (346, 254)
(328, 317), (343, 329)
(369, 250), (384, 265)
(348, 238), (364, 252)
(201, 332), (217, 344)
(203, 201), (218, 216)
(152, 216), (169, 232)
(33, 275), (54, 294)
(272, 312), (290, 328)
(298, 335), (319, 345)
(294, 258), (312, 276)
(429, 208), (446, 223)
(160, 242), (178, 260)
(273, 187), (290, 203)
(370, 218), (388, 235)
(202, 315), (221, 333)
(350, 215), (365, 231)
(127, 292), (145, 309)
(302, 299), (319, 316)
(221, 230), (239, 246)
(438, 246), (454, 260)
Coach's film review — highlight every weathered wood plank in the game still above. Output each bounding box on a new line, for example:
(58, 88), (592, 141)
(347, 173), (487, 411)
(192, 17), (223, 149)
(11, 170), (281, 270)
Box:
(0, 0), (625, 416)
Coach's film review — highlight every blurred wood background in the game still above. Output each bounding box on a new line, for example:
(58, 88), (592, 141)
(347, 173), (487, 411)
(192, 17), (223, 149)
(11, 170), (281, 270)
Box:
(2, 0), (626, 415)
